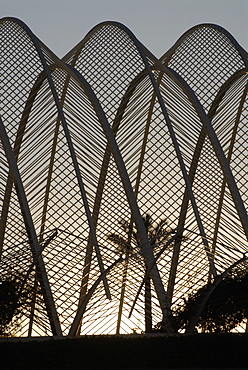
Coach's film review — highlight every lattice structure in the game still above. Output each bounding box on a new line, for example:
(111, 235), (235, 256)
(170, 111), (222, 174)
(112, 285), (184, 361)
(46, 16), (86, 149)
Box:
(0, 18), (248, 337)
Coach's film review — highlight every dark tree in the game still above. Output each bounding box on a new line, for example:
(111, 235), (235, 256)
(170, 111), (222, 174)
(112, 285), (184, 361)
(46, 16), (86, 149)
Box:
(0, 272), (38, 336)
(175, 266), (248, 333)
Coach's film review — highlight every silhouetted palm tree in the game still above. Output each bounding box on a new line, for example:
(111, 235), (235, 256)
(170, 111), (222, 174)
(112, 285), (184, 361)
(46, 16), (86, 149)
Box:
(108, 213), (172, 333)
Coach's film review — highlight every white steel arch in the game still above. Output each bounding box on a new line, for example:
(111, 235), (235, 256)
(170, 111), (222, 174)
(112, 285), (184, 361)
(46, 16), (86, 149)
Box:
(0, 17), (248, 337)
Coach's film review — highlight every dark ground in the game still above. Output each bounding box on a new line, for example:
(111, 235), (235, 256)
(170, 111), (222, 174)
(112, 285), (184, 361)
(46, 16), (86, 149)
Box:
(0, 333), (247, 370)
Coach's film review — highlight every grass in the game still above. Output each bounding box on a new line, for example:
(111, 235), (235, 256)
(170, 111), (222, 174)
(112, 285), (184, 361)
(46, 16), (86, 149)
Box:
(0, 333), (247, 369)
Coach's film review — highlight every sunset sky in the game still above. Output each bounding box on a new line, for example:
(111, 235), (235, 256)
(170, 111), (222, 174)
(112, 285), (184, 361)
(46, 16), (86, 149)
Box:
(1, 0), (248, 339)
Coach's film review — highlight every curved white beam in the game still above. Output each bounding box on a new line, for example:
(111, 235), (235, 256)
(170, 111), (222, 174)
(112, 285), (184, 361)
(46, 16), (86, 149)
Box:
(0, 117), (62, 336)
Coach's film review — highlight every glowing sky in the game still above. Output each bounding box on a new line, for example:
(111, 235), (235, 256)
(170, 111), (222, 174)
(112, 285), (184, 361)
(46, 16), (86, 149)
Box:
(2, 0), (247, 58)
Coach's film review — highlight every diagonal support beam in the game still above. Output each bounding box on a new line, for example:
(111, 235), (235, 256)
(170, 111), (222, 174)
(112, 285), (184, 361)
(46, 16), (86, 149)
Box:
(0, 117), (62, 336)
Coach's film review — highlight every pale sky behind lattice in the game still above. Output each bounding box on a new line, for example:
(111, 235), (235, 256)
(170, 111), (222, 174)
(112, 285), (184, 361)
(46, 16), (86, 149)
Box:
(1, 0), (247, 58)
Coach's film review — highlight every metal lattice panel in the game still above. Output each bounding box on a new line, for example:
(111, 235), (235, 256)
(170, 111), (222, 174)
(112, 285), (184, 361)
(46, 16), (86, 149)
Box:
(0, 17), (248, 337)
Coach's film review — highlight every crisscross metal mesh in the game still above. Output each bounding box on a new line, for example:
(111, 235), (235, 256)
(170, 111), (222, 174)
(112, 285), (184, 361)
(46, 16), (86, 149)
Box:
(0, 18), (248, 337)
(163, 25), (246, 112)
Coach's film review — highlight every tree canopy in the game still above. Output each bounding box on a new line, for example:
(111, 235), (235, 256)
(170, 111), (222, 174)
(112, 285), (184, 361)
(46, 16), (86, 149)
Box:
(175, 265), (248, 333)
(0, 272), (39, 336)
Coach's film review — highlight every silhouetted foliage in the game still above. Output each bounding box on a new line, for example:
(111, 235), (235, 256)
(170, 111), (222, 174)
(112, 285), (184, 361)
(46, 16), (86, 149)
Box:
(108, 214), (174, 333)
(108, 214), (173, 256)
(0, 272), (38, 336)
(175, 266), (248, 333)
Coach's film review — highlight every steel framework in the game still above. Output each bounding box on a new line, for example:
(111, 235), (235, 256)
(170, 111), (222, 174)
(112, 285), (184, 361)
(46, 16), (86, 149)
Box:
(1, 17), (248, 337)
